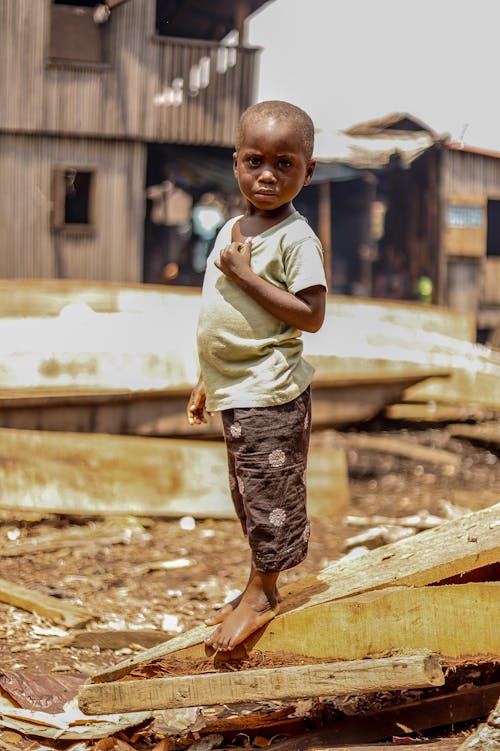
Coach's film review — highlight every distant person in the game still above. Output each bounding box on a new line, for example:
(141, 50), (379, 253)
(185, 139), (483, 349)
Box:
(186, 101), (327, 652)
(191, 193), (226, 274)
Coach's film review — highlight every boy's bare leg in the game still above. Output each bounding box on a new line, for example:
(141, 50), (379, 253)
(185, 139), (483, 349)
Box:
(205, 570), (280, 652)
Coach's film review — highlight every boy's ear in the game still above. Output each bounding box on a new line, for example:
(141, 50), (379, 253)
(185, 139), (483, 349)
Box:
(304, 159), (316, 186)
(232, 151), (238, 177)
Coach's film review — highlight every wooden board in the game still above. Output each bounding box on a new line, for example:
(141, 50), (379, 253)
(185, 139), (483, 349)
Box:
(447, 422), (500, 446)
(0, 428), (349, 518)
(385, 402), (500, 423)
(89, 504), (500, 683)
(78, 652), (444, 714)
(0, 578), (93, 628)
(179, 583), (499, 661)
(268, 683), (500, 749)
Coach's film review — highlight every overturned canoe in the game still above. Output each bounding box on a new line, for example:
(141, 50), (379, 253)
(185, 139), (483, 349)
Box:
(1, 280), (496, 434)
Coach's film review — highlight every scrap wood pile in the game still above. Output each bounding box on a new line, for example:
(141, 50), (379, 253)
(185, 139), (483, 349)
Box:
(0, 502), (497, 751)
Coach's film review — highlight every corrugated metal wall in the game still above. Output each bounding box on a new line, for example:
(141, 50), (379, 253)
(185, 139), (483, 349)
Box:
(0, 0), (257, 146)
(442, 149), (500, 198)
(442, 149), (500, 310)
(0, 134), (145, 280)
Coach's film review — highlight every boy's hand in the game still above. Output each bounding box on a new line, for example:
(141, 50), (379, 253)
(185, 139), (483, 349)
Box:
(187, 379), (211, 425)
(215, 238), (252, 281)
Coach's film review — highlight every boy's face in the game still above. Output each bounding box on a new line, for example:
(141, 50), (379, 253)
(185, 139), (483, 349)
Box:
(233, 115), (316, 213)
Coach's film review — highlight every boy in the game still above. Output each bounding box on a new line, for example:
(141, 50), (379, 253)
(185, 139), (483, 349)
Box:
(187, 100), (327, 652)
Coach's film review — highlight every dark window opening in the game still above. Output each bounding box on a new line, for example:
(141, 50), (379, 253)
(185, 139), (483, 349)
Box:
(52, 168), (96, 232)
(155, 0), (233, 41)
(49, 2), (109, 65)
(486, 199), (500, 257)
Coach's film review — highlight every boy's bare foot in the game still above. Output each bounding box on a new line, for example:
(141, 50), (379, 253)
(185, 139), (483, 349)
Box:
(205, 585), (281, 626)
(205, 573), (279, 652)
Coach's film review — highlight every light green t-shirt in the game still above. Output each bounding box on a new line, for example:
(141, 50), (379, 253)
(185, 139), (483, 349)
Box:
(197, 212), (327, 412)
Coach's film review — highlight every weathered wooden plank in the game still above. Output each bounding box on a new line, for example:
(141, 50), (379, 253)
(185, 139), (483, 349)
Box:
(267, 683), (500, 749)
(0, 578), (93, 628)
(221, 583), (500, 661)
(0, 520), (142, 557)
(331, 432), (461, 466)
(385, 402), (500, 423)
(89, 504), (500, 683)
(447, 422), (500, 446)
(0, 428), (349, 518)
(64, 629), (170, 650)
(78, 652), (444, 714)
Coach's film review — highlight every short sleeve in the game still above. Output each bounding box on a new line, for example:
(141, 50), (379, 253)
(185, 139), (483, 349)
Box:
(284, 236), (328, 295)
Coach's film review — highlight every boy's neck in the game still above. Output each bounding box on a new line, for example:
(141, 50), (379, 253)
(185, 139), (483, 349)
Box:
(236, 203), (296, 240)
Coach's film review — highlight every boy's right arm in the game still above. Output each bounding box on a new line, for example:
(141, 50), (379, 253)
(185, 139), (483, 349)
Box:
(186, 375), (210, 425)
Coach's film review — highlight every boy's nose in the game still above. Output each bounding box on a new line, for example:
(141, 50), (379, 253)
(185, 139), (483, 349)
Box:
(259, 168), (277, 182)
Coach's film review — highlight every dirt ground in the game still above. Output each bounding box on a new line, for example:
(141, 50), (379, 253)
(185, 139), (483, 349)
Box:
(0, 422), (498, 742)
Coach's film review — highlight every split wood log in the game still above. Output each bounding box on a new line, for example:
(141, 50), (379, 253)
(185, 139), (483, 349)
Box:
(89, 504), (500, 683)
(447, 422), (500, 446)
(333, 432), (460, 467)
(0, 428), (348, 518)
(266, 683), (500, 750)
(78, 652), (444, 715)
(0, 577), (93, 627)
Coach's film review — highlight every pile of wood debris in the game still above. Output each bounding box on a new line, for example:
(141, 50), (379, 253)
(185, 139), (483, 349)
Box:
(0, 422), (498, 751)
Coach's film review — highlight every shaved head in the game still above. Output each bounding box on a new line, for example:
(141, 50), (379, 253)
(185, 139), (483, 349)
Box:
(236, 101), (315, 161)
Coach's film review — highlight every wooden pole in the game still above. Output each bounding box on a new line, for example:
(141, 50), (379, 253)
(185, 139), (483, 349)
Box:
(318, 181), (332, 289)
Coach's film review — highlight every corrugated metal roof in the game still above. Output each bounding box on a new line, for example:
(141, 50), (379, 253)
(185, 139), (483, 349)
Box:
(313, 129), (439, 171)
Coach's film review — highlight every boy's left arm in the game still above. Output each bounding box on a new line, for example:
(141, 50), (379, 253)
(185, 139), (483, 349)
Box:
(215, 239), (326, 333)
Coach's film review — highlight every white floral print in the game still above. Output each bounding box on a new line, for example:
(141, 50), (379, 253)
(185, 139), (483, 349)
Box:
(230, 422), (242, 438)
(237, 476), (245, 495)
(304, 412), (309, 431)
(269, 508), (287, 527)
(268, 448), (286, 467)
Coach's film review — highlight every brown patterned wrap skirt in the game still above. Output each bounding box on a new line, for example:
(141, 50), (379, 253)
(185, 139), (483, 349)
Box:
(221, 387), (311, 574)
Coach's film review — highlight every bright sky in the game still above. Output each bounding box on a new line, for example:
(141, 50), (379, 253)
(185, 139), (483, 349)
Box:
(247, 0), (500, 152)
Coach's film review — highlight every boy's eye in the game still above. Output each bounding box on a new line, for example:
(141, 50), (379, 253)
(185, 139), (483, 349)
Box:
(278, 159), (292, 168)
(248, 156), (261, 166)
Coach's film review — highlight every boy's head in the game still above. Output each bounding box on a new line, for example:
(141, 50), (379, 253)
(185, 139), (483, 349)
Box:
(236, 100), (315, 161)
(234, 101), (316, 213)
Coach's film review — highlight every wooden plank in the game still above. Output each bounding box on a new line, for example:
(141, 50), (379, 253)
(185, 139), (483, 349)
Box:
(212, 583), (500, 662)
(78, 652), (444, 714)
(267, 683), (500, 749)
(280, 743), (461, 751)
(64, 630), (171, 650)
(0, 578), (93, 628)
(447, 422), (500, 446)
(89, 504), (500, 683)
(0, 428), (349, 518)
(385, 402), (500, 423)
(0, 520), (142, 557)
(331, 432), (461, 466)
